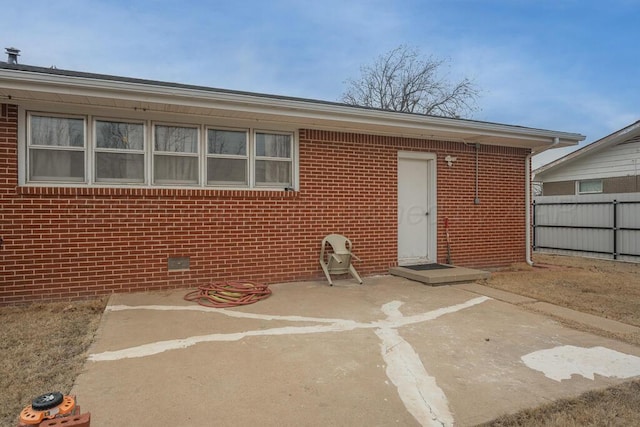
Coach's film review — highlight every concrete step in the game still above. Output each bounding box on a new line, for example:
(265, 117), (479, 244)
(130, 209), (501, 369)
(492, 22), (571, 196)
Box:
(389, 264), (490, 285)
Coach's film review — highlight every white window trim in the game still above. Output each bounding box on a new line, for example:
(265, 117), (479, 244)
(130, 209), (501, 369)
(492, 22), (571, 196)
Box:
(26, 111), (88, 183)
(576, 179), (603, 195)
(93, 117), (146, 184)
(253, 130), (295, 188)
(205, 126), (249, 187)
(18, 106), (299, 191)
(152, 122), (201, 186)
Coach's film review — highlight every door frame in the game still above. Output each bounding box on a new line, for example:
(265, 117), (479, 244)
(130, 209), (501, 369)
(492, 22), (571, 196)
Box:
(397, 151), (438, 265)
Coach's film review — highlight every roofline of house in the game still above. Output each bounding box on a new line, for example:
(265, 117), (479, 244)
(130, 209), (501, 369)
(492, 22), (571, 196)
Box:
(0, 62), (585, 150)
(533, 119), (640, 179)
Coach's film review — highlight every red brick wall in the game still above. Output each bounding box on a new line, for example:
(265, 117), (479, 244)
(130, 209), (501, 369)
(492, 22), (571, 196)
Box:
(0, 103), (528, 304)
(435, 142), (528, 266)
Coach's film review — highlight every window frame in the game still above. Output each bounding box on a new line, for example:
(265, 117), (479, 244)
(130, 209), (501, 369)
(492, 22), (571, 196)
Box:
(253, 130), (294, 188)
(93, 117), (146, 184)
(26, 112), (87, 183)
(21, 107), (298, 191)
(152, 122), (201, 186)
(205, 126), (249, 187)
(577, 179), (603, 195)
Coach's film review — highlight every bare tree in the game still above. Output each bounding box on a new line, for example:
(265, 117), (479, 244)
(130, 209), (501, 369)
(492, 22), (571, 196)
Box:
(342, 45), (480, 118)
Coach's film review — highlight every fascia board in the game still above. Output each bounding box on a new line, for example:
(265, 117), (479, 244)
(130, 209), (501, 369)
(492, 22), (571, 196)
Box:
(0, 68), (585, 148)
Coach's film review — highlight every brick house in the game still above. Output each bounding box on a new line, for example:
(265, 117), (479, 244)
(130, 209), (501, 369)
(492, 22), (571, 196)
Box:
(0, 61), (584, 304)
(534, 120), (640, 195)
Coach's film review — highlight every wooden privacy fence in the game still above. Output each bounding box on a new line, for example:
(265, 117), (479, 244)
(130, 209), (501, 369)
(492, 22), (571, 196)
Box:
(532, 194), (640, 262)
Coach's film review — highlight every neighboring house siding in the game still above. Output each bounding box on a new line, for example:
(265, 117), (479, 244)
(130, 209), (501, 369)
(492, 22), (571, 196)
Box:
(542, 180), (575, 195)
(537, 137), (640, 182)
(542, 175), (640, 195)
(1, 103), (528, 304)
(603, 175), (640, 193)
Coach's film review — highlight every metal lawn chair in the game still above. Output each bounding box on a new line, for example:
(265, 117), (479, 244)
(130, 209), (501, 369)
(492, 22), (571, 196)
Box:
(319, 234), (363, 286)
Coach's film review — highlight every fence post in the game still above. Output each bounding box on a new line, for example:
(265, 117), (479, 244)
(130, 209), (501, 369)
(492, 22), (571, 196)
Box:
(613, 200), (618, 260)
(532, 200), (536, 250)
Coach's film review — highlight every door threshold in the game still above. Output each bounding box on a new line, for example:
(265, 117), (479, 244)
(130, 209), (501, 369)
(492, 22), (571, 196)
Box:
(390, 265), (490, 286)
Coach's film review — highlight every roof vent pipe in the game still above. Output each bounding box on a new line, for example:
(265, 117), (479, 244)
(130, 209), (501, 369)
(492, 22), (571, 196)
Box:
(5, 47), (20, 64)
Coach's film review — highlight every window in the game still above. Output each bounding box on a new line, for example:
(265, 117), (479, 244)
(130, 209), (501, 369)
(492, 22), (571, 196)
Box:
(207, 128), (248, 186)
(95, 120), (145, 183)
(153, 124), (199, 185)
(255, 132), (292, 186)
(578, 179), (603, 194)
(28, 114), (85, 182)
(24, 111), (296, 190)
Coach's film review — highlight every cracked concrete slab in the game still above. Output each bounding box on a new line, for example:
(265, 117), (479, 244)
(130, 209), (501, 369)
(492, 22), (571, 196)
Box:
(72, 276), (640, 427)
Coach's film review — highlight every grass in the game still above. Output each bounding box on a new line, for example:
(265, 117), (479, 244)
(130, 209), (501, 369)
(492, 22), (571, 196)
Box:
(478, 380), (640, 427)
(0, 298), (106, 426)
(0, 254), (638, 426)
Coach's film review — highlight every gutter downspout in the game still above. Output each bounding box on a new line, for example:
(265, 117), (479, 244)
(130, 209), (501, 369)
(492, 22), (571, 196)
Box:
(525, 152), (534, 266)
(526, 137), (560, 266)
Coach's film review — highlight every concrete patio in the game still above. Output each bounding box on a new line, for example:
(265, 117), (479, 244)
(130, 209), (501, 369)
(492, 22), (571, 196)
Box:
(72, 276), (640, 426)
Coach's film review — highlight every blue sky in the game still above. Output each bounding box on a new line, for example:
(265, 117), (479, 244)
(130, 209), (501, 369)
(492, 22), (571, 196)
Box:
(3, 0), (638, 167)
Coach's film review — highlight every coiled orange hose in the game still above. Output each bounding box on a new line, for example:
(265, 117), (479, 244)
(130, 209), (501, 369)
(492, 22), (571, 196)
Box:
(184, 281), (272, 308)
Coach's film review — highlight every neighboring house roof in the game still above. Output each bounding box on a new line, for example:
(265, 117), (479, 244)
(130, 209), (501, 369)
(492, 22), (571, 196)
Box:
(0, 61), (585, 151)
(533, 120), (640, 181)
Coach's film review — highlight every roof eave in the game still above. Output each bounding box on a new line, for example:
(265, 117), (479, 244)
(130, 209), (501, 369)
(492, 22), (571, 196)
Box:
(533, 120), (640, 178)
(0, 67), (585, 150)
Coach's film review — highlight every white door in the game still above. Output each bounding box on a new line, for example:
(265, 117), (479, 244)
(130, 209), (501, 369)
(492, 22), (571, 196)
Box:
(397, 152), (437, 265)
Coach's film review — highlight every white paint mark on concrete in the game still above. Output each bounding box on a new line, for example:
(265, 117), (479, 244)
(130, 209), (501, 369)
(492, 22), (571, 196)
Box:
(373, 296), (491, 328)
(381, 301), (404, 319)
(89, 321), (360, 361)
(107, 296), (489, 328)
(107, 304), (347, 324)
(94, 298), (490, 362)
(376, 327), (453, 427)
(91, 296), (491, 426)
(522, 345), (640, 382)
